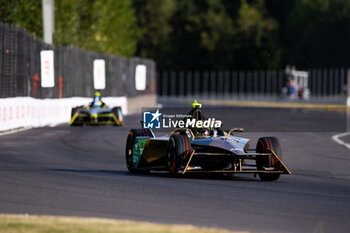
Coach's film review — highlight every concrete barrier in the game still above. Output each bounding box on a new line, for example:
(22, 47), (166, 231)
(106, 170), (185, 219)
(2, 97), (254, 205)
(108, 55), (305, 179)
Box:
(0, 97), (127, 132)
(126, 94), (157, 115)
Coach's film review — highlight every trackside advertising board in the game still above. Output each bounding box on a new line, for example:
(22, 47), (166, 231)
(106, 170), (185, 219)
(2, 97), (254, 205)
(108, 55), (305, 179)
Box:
(93, 59), (106, 90)
(135, 65), (147, 91)
(40, 50), (55, 88)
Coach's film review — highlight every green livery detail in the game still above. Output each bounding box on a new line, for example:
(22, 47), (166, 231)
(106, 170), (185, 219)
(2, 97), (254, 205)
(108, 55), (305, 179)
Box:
(133, 138), (148, 166)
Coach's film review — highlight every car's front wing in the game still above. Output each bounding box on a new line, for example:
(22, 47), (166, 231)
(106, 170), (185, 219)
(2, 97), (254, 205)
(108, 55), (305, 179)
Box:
(181, 149), (291, 175)
(70, 112), (122, 125)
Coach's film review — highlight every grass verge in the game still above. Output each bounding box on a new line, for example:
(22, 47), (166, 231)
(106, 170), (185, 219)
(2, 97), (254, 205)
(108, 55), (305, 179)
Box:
(0, 214), (248, 233)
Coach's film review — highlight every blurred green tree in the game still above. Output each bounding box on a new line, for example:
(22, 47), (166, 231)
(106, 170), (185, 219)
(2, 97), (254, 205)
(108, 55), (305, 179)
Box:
(165, 0), (235, 70)
(0, 0), (140, 57)
(88, 0), (140, 56)
(55, 0), (79, 46)
(2, 0), (350, 69)
(285, 0), (350, 68)
(56, 0), (140, 57)
(201, 0), (236, 69)
(0, 0), (42, 39)
(234, 0), (280, 69)
(139, 0), (280, 70)
(133, 0), (175, 67)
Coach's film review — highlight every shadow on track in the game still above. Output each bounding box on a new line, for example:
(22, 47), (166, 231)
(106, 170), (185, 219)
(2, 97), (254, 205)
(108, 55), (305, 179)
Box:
(48, 168), (128, 176)
(48, 168), (261, 182)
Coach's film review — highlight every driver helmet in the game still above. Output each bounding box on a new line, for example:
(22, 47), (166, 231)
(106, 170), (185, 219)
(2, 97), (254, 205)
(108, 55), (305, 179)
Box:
(93, 92), (102, 107)
(194, 127), (210, 137)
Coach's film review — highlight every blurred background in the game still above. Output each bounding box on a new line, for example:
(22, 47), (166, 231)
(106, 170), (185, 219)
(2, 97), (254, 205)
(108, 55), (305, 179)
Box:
(0, 0), (349, 103)
(2, 0), (350, 69)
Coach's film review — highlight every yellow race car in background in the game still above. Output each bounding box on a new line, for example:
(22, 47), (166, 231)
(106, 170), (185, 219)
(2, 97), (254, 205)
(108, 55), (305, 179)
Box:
(70, 105), (124, 126)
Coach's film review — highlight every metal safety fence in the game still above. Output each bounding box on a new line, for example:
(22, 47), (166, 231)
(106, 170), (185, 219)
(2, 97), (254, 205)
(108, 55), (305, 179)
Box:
(0, 22), (156, 99)
(157, 69), (349, 103)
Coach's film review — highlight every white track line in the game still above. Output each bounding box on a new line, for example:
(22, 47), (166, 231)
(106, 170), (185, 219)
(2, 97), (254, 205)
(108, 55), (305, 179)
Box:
(332, 132), (350, 150)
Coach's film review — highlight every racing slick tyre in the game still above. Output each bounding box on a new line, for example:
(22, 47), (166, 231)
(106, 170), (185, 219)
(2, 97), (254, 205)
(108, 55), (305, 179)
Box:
(112, 107), (124, 126)
(71, 107), (76, 118)
(70, 107), (83, 127)
(167, 134), (191, 177)
(125, 129), (153, 173)
(256, 137), (282, 181)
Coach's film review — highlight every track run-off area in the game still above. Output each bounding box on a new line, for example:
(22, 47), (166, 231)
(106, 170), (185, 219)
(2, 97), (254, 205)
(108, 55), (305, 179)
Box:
(0, 106), (349, 233)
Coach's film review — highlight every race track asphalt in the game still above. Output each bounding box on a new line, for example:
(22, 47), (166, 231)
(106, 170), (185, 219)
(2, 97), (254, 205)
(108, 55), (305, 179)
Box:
(0, 107), (349, 233)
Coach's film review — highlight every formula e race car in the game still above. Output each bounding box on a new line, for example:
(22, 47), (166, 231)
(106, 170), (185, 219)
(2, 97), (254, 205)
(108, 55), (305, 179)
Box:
(70, 105), (124, 126)
(125, 101), (291, 181)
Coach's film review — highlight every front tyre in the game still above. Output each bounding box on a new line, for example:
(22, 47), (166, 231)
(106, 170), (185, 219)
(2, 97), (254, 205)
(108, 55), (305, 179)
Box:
(71, 107), (77, 118)
(70, 107), (83, 127)
(167, 134), (191, 177)
(256, 137), (282, 181)
(112, 107), (124, 126)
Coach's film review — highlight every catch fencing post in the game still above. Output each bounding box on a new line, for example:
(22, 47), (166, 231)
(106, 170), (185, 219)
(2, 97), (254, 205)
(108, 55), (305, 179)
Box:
(194, 71), (200, 97)
(238, 71), (244, 100)
(58, 76), (63, 98)
(224, 71), (230, 99)
(278, 70), (284, 99)
(253, 71), (259, 100)
(334, 69), (339, 101)
(179, 71), (185, 97)
(186, 71), (193, 99)
(259, 70), (265, 98)
(311, 69), (316, 100)
(153, 73), (157, 94)
(203, 71), (209, 99)
(231, 71), (238, 100)
(271, 70), (277, 100)
(210, 71), (216, 99)
(218, 71), (224, 99)
(170, 71), (176, 97)
(266, 71), (271, 100)
(340, 69), (345, 99)
(33, 73), (39, 98)
(329, 69), (334, 99)
(322, 69), (327, 99)
(317, 69), (322, 99)
(247, 71), (252, 100)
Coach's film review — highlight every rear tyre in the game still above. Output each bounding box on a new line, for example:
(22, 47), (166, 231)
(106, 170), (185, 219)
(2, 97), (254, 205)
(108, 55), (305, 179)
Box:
(167, 134), (191, 177)
(125, 129), (153, 173)
(256, 137), (282, 181)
